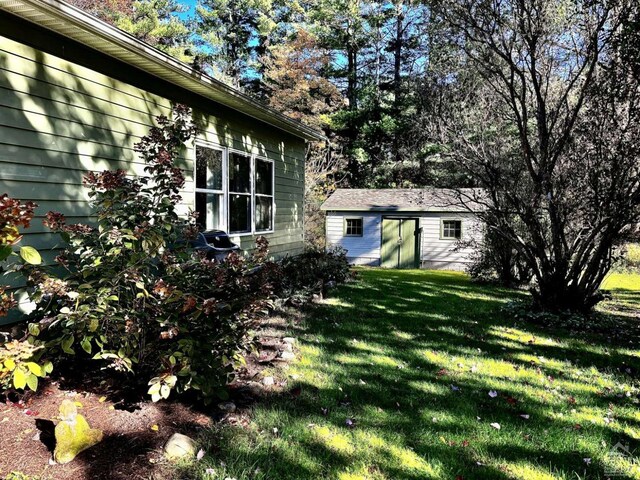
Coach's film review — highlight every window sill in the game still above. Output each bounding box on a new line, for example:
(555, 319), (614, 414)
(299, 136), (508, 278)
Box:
(229, 230), (275, 238)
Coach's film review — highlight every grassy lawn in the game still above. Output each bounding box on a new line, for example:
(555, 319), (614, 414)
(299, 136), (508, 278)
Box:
(187, 269), (640, 480)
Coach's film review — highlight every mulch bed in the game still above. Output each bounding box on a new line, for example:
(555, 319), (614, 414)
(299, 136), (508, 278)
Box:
(0, 310), (302, 480)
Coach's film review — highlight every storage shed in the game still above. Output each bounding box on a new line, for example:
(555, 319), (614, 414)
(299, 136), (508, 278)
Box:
(321, 188), (484, 270)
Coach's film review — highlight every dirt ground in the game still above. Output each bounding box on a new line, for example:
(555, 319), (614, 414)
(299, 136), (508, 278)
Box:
(0, 311), (301, 480)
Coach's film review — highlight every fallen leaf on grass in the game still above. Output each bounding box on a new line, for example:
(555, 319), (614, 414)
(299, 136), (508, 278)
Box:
(345, 418), (356, 428)
(520, 414), (530, 420)
(98, 396), (107, 403)
(451, 385), (461, 392)
(488, 390), (498, 398)
(490, 422), (501, 430)
(583, 458), (591, 465)
(150, 424), (159, 431)
(197, 449), (206, 461)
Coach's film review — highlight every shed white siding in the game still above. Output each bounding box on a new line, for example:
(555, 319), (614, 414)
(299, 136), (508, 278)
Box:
(419, 212), (482, 270)
(326, 213), (382, 265)
(326, 210), (483, 270)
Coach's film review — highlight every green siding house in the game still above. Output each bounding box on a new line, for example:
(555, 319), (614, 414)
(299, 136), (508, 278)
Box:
(0, 0), (322, 270)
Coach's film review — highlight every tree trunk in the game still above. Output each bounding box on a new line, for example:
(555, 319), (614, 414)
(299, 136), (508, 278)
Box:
(392, 1), (404, 163)
(533, 271), (603, 313)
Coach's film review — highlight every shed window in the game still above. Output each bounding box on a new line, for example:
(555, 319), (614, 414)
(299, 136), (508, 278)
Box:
(195, 144), (274, 235)
(441, 219), (462, 239)
(345, 218), (363, 237)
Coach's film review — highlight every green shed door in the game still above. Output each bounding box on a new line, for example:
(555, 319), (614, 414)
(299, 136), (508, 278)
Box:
(381, 218), (419, 269)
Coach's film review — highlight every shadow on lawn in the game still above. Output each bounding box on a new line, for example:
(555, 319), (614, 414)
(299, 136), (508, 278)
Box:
(189, 269), (640, 480)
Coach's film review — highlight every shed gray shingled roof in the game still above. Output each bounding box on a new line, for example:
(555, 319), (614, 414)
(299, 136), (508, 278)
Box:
(320, 188), (484, 212)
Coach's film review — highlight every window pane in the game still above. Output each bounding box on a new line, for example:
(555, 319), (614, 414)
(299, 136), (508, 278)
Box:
(229, 152), (251, 193)
(229, 194), (251, 233)
(255, 196), (273, 232)
(255, 159), (273, 195)
(195, 146), (223, 191)
(346, 219), (363, 236)
(443, 220), (461, 239)
(195, 192), (222, 230)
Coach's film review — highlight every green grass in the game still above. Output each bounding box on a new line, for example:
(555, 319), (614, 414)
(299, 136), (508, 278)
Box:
(186, 269), (640, 480)
(603, 272), (640, 291)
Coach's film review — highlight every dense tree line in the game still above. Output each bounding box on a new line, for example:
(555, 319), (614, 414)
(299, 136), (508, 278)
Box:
(67, 0), (640, 312)
(68, 0), (457, 188)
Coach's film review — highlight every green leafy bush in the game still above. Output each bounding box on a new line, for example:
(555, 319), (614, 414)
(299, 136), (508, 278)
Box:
(278, 246), (352, 298)
(0, 194), (51, 393)
(617, 243), (640, 272)
(28, 106), (276, 402)
(0, 340), (52, 392)
(466, 226), (532, 287)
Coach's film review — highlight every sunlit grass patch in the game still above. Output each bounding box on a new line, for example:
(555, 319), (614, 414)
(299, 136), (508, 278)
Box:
(184, 269), (640, 480)
(601, 272), (640, 290)
(313, 425), (355, 455)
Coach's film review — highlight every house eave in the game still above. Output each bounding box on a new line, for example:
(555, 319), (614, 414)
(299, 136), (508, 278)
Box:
(0, 0), (326, 142)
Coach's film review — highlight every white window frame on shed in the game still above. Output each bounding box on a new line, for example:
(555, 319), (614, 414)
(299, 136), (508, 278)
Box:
(440, 218), (463, 240)
(343, 217), (364, 237)
(194, 140), (275, 236)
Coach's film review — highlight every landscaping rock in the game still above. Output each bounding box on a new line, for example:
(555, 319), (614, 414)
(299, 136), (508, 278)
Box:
(164, 433), (197, 460)
(283, 342), (293, 352)
(283, 337), (296, 345)
(280, 351), (295, 361)
(218, 401), (237, 413)
(262, 376), (275, 386)
(53, 400), (103, 464)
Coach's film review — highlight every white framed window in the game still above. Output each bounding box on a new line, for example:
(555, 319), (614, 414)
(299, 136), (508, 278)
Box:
(194, 142), (274, 235)
(228, 151), (252, 234)
(195, 145), (225, 231)
(344, 217), (363, 237)
(254, 157), (274, 233)
(441, 219), (462, 239)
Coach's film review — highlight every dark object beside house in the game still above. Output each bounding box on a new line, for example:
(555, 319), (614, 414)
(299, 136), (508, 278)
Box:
(192, 230), (241, 261)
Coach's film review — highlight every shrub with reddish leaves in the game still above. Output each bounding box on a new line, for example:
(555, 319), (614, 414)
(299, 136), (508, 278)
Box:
(29, 106), (276, 403)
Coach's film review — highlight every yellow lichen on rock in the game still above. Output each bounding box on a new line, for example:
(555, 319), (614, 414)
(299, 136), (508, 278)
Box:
(53, 399), (103, 464)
